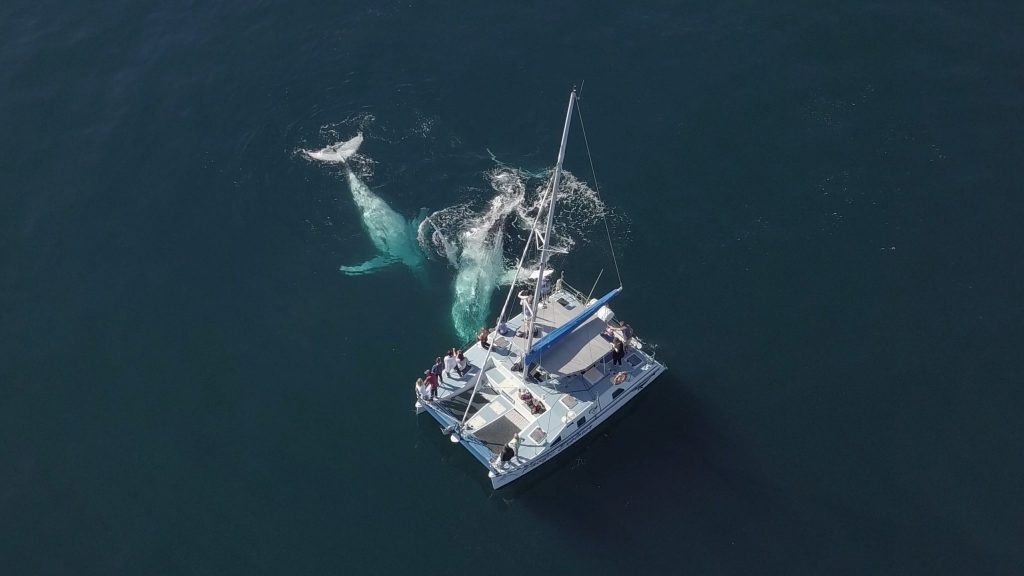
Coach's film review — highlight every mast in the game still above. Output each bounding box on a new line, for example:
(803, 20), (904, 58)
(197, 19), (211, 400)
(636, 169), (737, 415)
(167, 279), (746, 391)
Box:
(524, 89), (576, 360)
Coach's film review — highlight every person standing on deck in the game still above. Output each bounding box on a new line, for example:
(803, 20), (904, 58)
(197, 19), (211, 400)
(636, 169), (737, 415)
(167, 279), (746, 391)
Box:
(538, 275), (551, 305)
(478, 326), (491, 349)
(455, 351), (469, 377)
(612, 322), (634, 347)
(423, 370), (439, 400)
(443, 349), (458, 378)
(611, 340), (625, 366)
(431, 357), (445, 383)
(518, 290), (534, 320)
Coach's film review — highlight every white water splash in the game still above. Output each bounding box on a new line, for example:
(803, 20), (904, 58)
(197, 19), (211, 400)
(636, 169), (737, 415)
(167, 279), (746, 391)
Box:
(421, 166), (607, 341)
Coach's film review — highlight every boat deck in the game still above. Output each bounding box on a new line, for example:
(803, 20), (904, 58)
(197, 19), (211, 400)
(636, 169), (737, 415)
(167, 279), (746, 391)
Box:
(419, 282), (666, 480)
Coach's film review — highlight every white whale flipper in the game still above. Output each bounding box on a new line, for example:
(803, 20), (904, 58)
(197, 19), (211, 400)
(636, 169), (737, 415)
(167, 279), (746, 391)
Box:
(339, 254), (400, 275)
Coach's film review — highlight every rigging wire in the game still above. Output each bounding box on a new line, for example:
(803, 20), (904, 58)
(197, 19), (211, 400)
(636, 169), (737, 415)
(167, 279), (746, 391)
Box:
(499, 175), (554, 330)
(574, 99), (624, 289)
(586, 269), (604, 303)
(459, 341), (498, 427)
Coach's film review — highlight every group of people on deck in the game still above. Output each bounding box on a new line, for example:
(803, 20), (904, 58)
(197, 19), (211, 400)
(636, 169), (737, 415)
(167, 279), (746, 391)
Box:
(417, 275), (636, 402)
(415, 348), (470, 403)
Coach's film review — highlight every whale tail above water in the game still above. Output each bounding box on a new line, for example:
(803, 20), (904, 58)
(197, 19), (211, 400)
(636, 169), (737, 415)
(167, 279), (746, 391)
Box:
(304, 132), (364, 163)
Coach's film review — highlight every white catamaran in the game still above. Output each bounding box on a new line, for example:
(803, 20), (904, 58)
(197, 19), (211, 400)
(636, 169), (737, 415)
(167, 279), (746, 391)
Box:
(416, 90), (667, 488)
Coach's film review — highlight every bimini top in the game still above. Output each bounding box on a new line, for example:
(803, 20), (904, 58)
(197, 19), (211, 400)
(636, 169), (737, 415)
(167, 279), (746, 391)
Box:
(523, 287), (622, 368)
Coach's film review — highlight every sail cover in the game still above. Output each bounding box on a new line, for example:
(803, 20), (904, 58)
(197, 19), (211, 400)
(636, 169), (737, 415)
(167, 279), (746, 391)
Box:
(524, 287), (622, 367)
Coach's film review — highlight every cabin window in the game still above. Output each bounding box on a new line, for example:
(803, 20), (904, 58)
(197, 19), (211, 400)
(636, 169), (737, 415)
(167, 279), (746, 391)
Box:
(612, 388), (625, 400)
(576, 416), (586, 428)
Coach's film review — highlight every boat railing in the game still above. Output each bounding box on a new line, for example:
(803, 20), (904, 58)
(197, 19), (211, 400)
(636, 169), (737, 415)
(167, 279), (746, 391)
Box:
(556, 279), (623, 327)
(556, 278), (591, 304)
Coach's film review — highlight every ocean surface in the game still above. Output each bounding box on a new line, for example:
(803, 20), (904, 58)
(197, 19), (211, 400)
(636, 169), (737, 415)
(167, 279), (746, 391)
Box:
(2, 1), (1022, 574)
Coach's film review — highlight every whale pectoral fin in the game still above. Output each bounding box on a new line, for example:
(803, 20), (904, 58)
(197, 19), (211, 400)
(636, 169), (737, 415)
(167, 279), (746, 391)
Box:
(339, 254), (398, 276)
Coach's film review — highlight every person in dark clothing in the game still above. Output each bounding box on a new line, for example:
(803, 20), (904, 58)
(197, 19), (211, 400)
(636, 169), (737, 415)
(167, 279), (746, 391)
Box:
(478, 326), (491, 349)
(431, 357), (445, 383)
(611, 340), (625, 366)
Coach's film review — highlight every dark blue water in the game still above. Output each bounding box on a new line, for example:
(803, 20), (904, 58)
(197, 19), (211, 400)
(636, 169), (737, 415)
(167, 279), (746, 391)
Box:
(3, 1), (1022, 574)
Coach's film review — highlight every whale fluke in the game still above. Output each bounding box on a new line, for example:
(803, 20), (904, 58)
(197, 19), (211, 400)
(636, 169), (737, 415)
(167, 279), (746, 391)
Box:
(304, 133), (364, 163)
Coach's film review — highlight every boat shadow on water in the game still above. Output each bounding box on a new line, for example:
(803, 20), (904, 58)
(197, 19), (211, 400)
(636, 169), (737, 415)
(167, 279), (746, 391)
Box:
(490, 370), (775, 529)
(471, 371), (715, 497)
(413, 371), (705, 498)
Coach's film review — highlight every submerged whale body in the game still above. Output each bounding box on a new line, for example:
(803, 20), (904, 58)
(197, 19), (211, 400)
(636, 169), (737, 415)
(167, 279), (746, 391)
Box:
(420, 171), (526, 341)
(450, 216), (512, 339)
(340, 168), (426, 279)
(306, 133), (426, 279)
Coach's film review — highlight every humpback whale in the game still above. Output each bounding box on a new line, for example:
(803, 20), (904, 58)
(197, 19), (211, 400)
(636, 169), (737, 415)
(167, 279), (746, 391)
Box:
(419, 175), (525, 340)
(305, 134), (426, 279)
(450, 219), (511, 339)
(340, 168), (426, 278)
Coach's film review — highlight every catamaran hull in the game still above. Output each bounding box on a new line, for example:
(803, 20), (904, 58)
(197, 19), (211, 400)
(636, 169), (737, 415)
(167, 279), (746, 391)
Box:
(418, 361), (666, 489)
(488, 363), (665, 489)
